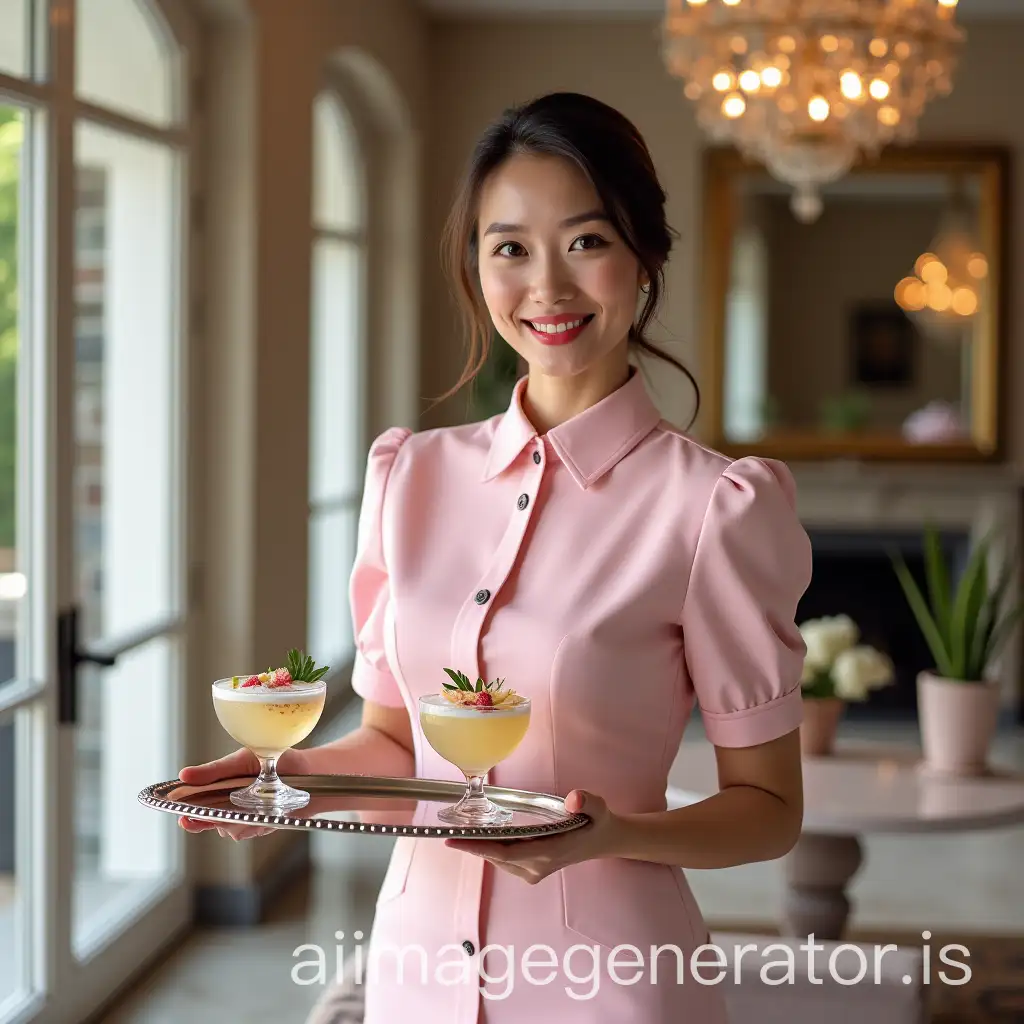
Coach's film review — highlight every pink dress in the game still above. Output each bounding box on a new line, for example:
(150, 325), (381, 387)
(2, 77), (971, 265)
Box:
(349, 368), (812, 1022)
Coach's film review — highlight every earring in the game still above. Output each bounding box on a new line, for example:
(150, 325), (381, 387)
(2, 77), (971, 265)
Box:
(640, 282), (650, 294)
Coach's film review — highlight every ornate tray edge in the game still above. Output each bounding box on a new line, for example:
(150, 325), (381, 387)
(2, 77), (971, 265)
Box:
(138, 777), (591, 839)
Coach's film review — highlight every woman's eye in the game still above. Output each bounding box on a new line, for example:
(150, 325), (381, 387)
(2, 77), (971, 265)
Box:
(571, 233), (607, 252)
(493, 241), (525, 258)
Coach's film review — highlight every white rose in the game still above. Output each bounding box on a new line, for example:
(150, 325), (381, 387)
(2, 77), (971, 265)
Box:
(800, 615), (859, 671)
(831, 646), (895, 701)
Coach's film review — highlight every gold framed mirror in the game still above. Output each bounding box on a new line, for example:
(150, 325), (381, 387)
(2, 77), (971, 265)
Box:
(698, 144), (1009, 462)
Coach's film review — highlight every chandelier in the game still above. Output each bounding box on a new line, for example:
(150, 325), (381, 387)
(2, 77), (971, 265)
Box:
(894, 190), (988, 341)
(662, 0), (965, 222)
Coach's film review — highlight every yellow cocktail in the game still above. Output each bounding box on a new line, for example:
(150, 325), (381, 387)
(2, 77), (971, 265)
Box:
(419, 689), (531, 825)
(212, 670), (327, 812)
(213, 681), (326, 757)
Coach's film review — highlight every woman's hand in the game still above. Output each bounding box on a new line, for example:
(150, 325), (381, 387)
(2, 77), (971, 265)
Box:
(443, 790), (621, 884)
(176, 747), (312, 842)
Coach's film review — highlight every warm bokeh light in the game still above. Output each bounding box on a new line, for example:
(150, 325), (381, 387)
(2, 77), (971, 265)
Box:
(895, 277), (926, 311)
(840, 71), (863, 99)
(722, 93), (746, 118)
(952, 287), (978, 316)
(927, 282), (953, 311)
(739, 69), (762, 92)
(921, 259), (948, 284)
(914, 252), (938, 278)
(808, 95), (830, 121)
(967, 254), (989, 278)
(663, 0), (964, 220)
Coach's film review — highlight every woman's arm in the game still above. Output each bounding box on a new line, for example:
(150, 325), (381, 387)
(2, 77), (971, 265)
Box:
(609, 729), (803, 868)
(303, 699), (416, 778)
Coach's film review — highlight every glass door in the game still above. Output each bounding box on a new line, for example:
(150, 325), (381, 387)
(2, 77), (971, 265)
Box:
(0, 2), (196, 1020)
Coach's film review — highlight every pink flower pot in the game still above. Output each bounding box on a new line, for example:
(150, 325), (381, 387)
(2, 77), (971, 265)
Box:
(800, 697), (845, 757)
(917, 671), (1001, 776)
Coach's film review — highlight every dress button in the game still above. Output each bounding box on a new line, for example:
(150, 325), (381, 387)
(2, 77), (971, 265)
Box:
(533, 451), (541, 464)
(517, 493), (529, 510)
(474, 589), (490, 605)
(463, 939), (475, 956)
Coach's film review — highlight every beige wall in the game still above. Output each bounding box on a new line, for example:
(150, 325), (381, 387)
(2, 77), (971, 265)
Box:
(421, 17), (1024, 469)
(191, 0), (427, 890)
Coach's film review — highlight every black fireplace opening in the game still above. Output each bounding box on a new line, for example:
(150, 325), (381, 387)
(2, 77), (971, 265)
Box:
(797, 528), (970, 720)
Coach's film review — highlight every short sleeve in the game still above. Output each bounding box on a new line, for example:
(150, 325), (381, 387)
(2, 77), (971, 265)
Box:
(348, 426), (412, 708)
(681, 456), (812, 748)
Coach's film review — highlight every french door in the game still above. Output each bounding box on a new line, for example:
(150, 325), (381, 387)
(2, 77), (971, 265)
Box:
(0, 1), (196, 1020)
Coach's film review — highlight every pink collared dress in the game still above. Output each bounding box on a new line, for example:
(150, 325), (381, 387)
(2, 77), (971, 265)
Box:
(349, 368), (812, 1023)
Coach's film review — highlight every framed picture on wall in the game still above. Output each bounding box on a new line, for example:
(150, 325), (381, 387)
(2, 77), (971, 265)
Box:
(849, 302), (918, 387)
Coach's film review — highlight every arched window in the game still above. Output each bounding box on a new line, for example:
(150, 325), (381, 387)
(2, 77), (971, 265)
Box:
(0, 0), (196, 1015)
(308, 91), (367, 672)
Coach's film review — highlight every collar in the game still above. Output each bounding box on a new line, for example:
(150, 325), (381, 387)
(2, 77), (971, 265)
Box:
(481, 367), (663, 490)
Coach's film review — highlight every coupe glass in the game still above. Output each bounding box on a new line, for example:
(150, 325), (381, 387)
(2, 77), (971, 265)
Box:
(418, 693), (531, 825)
(212, 676), (327, 812)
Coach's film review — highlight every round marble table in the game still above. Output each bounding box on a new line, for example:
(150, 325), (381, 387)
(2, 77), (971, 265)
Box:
(666, 740), (1024, 940)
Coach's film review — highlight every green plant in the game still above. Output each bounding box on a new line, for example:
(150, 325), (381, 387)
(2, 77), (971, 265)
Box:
(819, 391), (872, 434)
(891, 524), (1024, 682)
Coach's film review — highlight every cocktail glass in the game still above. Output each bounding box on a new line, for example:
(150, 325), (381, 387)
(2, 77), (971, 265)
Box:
(212, 677), (327, 812)
(418, 693), (531, 825)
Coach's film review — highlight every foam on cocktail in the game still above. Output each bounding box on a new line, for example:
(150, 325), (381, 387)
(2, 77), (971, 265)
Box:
(212, 678), (326, 702)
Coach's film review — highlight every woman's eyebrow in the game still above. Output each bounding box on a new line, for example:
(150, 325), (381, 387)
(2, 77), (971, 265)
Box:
(482, 209), (609, 236)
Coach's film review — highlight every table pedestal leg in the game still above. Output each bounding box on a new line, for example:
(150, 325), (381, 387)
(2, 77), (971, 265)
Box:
(780, 833), (863, 941)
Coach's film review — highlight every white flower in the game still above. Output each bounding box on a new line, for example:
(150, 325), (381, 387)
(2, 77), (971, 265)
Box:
(800, 615), (859, 671)
(831, 646), (895, 701)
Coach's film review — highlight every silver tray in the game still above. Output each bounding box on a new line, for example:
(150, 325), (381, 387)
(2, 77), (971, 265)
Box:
(138, 774), (591, 839)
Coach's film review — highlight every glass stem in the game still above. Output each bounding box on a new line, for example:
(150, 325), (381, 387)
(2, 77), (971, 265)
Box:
(258, 755), (278, 784)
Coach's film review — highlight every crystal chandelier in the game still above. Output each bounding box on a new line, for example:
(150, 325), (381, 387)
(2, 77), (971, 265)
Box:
(662, 0), (965, 222)
(894, 193), (988, 341)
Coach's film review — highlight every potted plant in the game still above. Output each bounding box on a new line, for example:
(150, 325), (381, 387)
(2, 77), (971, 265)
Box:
(892, 525), (1024, 776)
(798, 614), (895, 756)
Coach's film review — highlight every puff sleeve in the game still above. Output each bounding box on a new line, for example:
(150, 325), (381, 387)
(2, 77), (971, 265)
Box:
(348, 426), (412, 708)
(681, 456), (812, 747)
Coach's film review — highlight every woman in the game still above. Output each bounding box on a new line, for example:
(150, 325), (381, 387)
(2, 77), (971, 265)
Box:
(180, 92), (811, 1023)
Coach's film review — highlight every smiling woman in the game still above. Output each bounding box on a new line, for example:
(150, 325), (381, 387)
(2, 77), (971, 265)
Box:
(189, 92), (811, 1024)
(437, 91), (699, 427)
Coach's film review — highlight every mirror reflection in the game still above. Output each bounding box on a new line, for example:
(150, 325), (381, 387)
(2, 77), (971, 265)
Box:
(709, 151), (1003, 458)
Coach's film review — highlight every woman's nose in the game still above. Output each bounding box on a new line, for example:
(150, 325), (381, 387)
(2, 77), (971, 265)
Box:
(528, 256), (576, 305)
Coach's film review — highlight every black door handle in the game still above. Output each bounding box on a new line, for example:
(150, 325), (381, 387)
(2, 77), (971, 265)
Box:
(57, 606), (117, 725)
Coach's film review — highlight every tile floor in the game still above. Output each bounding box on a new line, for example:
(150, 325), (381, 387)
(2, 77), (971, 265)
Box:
(98, 719), (1024, 1022)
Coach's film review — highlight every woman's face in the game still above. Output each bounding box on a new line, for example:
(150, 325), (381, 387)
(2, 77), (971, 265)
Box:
(475, 153), (646, 380)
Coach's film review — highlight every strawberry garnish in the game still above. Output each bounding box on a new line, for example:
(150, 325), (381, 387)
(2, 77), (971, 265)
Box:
(271, 667), (292, 687)
(473, 691), (493, 707)
(241, 675), (260, 688)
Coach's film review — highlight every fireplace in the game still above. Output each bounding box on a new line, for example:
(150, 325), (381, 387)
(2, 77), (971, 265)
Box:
(797, 528), (970, 720)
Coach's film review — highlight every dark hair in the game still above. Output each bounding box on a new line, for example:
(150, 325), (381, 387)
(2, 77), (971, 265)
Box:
(436, 91), (699, 423)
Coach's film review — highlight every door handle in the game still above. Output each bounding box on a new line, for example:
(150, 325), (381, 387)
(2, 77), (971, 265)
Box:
(57, 606), (117, 725)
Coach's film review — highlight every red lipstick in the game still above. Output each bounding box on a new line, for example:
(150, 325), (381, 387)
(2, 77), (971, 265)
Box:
(522, 313), (595, 347)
